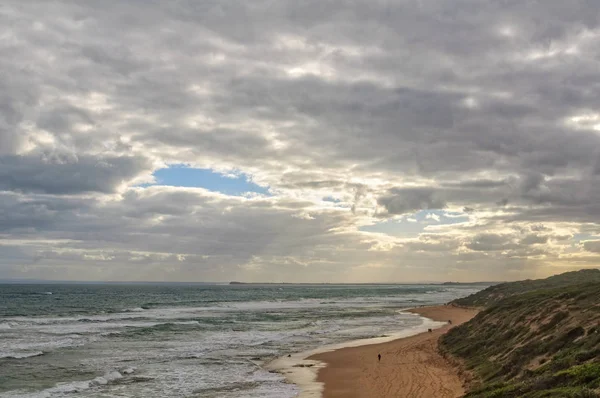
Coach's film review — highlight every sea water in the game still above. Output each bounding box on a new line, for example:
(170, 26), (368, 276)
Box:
(0, 283), (483, 397)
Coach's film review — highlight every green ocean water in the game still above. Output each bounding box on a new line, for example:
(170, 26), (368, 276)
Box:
(0, 283), (483, 397)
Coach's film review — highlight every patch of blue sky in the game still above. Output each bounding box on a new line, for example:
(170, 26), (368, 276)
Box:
(570, 233), (600, 249)
(572, 233), (596, 242)
(144, 165), (270, 196)
(323, 196), (342, 203)
(360, 209), (470, 237)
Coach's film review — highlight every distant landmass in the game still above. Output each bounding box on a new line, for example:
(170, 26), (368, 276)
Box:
(229, 281), (297, 285)
(441, 268), (600, 397)
(440, 281), (500, 286)
(230, 281), (500, 285)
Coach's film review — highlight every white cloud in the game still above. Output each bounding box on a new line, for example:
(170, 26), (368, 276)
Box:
(426, 213), (441, 222)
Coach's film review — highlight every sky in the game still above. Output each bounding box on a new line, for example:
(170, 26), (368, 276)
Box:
(1, 1), (600, 283)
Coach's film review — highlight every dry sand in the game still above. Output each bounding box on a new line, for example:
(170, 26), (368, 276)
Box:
(308, 305), (479, 398)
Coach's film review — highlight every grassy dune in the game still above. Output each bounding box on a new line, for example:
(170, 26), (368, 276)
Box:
(440, 270), (600, 397)
(452, 269), (600, 308)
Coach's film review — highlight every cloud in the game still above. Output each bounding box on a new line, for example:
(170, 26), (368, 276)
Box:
(467, 233), (519, 252)
(426, 213), (441, 222)
(520, 234), (549, 245)
(0, 152), (152, 194)
(1, 0), (600, 281)
(582, 240), (600, 254)
(377, 188), (446, 216)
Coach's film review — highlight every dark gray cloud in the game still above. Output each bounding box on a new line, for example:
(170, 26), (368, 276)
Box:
(0, 153), (151, 194)
(467, 233), (519, 252)
(377, 188), (447, 216)
(582, 240), (600, 253)
(520, 234), (549, 245)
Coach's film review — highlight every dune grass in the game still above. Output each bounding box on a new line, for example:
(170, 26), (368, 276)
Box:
(441, 271), (600, 397)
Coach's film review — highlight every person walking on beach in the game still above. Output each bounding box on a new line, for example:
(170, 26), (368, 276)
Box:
(378, 353), (381, 362)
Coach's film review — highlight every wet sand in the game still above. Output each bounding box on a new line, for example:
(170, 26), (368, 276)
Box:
(308, 305), (479, 398)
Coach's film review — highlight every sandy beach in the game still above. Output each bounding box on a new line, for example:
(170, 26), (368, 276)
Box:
(308, 305), (479, 398)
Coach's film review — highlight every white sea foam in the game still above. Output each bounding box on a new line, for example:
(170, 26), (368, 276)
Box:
(2, 306), (221, 328)
(91, 371), (123, 385)
(124, 307), (145, 312)
(0, 350), (44, 359)
(2, 370), (133, 398)
(120, 366), (136, 375)
(0, 336), (87, 358)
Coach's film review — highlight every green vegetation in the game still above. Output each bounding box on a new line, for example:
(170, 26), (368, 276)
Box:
(452, 269), (600, 307)
(441, 270), (600, 397)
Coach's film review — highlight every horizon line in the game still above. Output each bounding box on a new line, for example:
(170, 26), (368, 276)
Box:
(0, 279), (500, 285)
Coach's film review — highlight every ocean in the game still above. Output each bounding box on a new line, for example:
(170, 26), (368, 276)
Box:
(0, 283), (483, 397)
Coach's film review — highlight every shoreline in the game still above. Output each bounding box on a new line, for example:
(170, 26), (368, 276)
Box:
(268, 305), (477, 398)
(309, 305), (478, 398)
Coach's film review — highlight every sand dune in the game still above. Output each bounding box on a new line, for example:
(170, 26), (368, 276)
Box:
(309, 305), (478, 398)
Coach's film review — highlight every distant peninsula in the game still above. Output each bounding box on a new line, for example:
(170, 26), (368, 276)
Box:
(229, 281), (293, 285)
(440, 281), (499, 286)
